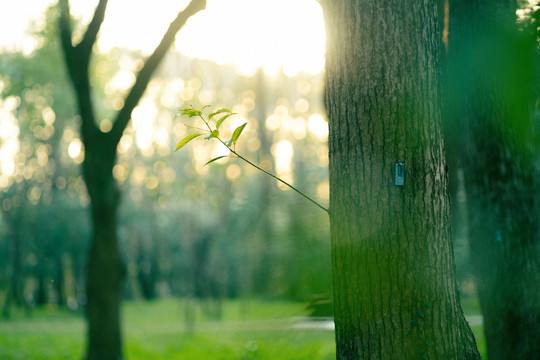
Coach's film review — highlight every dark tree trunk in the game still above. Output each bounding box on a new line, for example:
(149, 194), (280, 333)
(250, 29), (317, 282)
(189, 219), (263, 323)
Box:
(2, 231), (24, 318)
(447, 1), (540, 359)
(57, 1), (206, 359)
(322, 0), (480, 358)
(55, 255), (66, 306)
(1, 202), (27, 319)
(36, 267), (48, 306)
(137, 258), (158, 301)
(84, 144), (124, 360)
(191, 232), (212, 299)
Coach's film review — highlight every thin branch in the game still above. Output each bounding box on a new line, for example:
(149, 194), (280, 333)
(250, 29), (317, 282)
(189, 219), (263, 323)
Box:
(198, 113), (214, 132)
(110, 0), (207, 145)
(223, 141), (329, 213)
(58, 0), (73, 52)
(79, 0), (108, 57)
(185, 124), (210, 133)
(176, 107), (329, 213)
(58, 0), (100, 145)
(58, 0), (108, 63)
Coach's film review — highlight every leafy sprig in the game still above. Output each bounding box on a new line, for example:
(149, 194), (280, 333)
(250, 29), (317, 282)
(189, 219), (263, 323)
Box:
(174, 105), (328, 213)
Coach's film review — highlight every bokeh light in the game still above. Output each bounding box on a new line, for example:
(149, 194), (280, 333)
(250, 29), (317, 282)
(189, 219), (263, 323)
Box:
(0, 0), (325, 75)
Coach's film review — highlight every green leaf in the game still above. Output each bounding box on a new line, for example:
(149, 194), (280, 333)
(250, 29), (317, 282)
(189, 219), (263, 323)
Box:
(417, 309), (425, 318)
(205, 130), (220, 140)
(180, 108), (201, 118)
(175, 133), (202, 152)
(410, 318), (419, 327)
(201, 105), (211, 111)
(232, 123), (247, 144)
(204, 156), (227, 166)
(209, 108), (232, 120)
(224, 139), (233, 147)
(216, 113), (235, 129)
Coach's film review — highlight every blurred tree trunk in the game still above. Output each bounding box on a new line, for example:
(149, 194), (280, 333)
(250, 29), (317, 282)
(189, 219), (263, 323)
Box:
(2, 226), (24, 319)
(322, 0), (480, 358)
(252, 68), (275, 296)
(55, 255), (66, 306)
(1, 200), (27, 318)
(446, 1), (540, 359)
(35, 266), (48, 306)
(57, 1), (206, 359)
(136, 254), (158, 300)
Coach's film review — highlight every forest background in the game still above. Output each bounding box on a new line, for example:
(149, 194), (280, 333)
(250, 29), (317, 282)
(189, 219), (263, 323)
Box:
(0, 0), (538, 359)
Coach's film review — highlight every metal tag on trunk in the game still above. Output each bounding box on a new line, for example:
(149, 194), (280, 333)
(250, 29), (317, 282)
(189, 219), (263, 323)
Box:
(394, 162), (405, 186)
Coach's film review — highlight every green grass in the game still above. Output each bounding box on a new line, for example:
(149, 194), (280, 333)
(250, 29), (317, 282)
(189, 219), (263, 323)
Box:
(460, 296), (487, 358)
(0, 299), (335, 360)
(470, 324), (487, 359)
(0, 306), (85, 360)
(122, 298), (335, 360)
(0, 298), (486, 359)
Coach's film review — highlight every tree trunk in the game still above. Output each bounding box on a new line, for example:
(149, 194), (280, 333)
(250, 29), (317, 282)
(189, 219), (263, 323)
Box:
(2, 231), (24, 318)
(36, 268), (48, 306)
(253, 68), (275, 296)
(84, 145), (125, 360)
(447, 1), (540, 359)
(1, 204), (27, 318)
(55, 255), (66, 306)
(322, 1), (480, 358)
(86, 215), (124, 360)
(57, 1), (206, 359)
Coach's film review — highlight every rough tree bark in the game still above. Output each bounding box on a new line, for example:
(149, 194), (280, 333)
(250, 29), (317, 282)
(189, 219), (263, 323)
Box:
(58, 1), (206, 359)
(322, 0), (481, 358)
(446, 1), (540, 359)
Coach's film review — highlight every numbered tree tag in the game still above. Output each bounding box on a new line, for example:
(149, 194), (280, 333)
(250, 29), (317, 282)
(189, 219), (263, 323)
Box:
(394, 162), (405, 186)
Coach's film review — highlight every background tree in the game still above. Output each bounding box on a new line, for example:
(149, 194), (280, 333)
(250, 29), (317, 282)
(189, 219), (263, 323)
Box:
(321, 0), (480, 358)
(57, 1), (206, 359)
(446, 1), (540, 359)
(0, 10), (90, 317)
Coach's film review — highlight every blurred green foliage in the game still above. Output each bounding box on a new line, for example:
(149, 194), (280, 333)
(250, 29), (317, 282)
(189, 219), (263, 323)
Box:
(0, 5), (332, 319)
